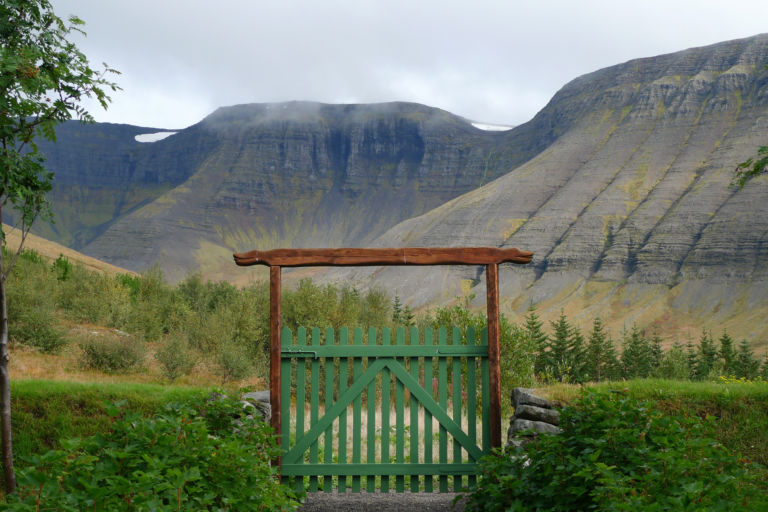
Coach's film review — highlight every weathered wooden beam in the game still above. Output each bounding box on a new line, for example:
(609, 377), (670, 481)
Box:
(270, 265), (282, 468)
(234, 247), (533, 267)
(486, 263), (502, 449)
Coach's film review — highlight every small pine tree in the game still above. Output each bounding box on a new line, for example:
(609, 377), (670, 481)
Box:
(402, 304), (415, 327)
(761, 355), (768, 380)
(734, 339), (761, 379)
(649, 329), (664, 369)
(585, 318), (610, 381)
(392, 296), (403, 324)
(523, 304), (548, 375)
(548, 311), (573, 381)
(718, 331), (736, 376)
(694, 330), (717, 380)
(685, 334), (697, 379)
(621, 325), (652, 379)
(569, 327), (586, 383)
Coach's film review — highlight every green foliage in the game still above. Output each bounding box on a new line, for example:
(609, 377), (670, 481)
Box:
(718, 331), (735, 375)
(620, 325), (652, 379)
(466, 390), (767, 512)
(541, 311), (584, 382)
(78, 333), (145, 374)
(51, 253), (72, 281)
(426, 298), (536, 388)
(5, 395), (300, 511)
(215, 340), (255, 383)
(734, 338), (761, 379)
(155, 332), (197, 383)
(655, 342), (691, 380)
(10, 380), (210, 460)
(584, 318), (620, 382)
(523, 304), (548, 374)
(0, 0), (118, 246)
(5, 248), (65, 352)
(734, 145), (768, 188)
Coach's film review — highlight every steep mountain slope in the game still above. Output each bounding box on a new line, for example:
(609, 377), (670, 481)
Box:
(322, 34), (768, 348)
(32, 102), (549, 281)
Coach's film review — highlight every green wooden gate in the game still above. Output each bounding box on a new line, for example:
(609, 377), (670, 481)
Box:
(280, 324), (491, 493)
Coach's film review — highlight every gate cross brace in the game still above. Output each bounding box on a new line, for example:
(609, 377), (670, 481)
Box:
(233, 247), (533, 467)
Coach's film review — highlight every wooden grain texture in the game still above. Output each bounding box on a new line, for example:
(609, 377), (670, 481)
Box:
(234, 246), (533, 267)
(486, 263), (502, 449)
(270, 265), (282, 468)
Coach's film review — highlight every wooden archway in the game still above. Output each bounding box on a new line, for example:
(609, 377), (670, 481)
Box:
(233, 247), (533, 462)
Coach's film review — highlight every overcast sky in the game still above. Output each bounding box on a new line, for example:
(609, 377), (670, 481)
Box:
(51, 0), (768, 130)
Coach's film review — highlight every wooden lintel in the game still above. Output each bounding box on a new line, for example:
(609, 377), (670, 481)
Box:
(233, 247), (533, 267)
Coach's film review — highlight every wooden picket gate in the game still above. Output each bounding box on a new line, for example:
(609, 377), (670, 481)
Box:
(232, 247), (533, 493)
(280, 325), (490, 493)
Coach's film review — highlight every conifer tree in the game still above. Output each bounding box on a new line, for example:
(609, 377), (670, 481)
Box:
(734, 339), (761, 379)
(621, 325), (651, 379)
(523, 303), (548, 375)
(694, 330), (717, 380)
(585, 317), (616, 381)
(548, 311), (573, 381)
(649, 329), (664, 369)
(569, 326), (586, 383)
(685, 335), (698, 379)
(392, 295), (403, 324)
(718, 331), (736, 376)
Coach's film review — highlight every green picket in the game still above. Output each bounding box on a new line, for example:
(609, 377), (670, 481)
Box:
(452, 327), (462, 492)
(352, 327), (363, 493)
(338, 327), (348, 493)
(295, 327), (307, 493)
(323, 327), (334, 492)
(466, 325), (477, 489)
(423, 327), (434, 493)
(395, 327), (405, 492)
(309, 327), (321, 492)
(380, 327), (391, 493)
(438, 327), (448, 493)
(366, 327), (377, 493)
(409, 326), (420, 493)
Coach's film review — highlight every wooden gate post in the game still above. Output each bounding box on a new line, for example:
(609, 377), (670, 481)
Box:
(270, 265), (282, 466)
(486, 263), (502, 448)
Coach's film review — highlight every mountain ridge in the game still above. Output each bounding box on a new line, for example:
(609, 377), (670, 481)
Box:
(14, 34), (768, 347)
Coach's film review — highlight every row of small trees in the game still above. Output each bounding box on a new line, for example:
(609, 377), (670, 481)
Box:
(522, 307), (767, 383)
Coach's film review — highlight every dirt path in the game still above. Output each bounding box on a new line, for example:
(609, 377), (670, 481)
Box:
(298, 491), (466, 512)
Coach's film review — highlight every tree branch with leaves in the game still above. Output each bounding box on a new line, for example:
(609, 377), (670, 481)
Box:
(0, 0), (118, 493)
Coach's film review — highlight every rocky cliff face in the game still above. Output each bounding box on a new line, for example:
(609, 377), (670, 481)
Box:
(61, 102), (537, 280)
(324, 35), (768, 348)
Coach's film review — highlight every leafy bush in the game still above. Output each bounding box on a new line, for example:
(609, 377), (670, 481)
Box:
(9, 305), (67, 353)
(78, 334), (146, 373)
(466, 390), (767, 511)
(155, 332), (197, 382)
(215, 340), (254, 383)
(5, 396), (301, 511)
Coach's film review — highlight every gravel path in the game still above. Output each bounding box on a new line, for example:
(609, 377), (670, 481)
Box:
(298, 491), (467, 512)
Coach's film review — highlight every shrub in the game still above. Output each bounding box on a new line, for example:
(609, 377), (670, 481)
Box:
(9, 305), (67, 353)
(155, 332), (197, 382)
(215, 341), (254, 383)
(78, 334), (146, 373)
(6, 396), (301, 511)
(466, 390), (767, 511)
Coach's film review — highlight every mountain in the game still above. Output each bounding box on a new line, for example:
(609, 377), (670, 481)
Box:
(18, 34), (768, 347)
(324, 34), (768, 349)
(29, 102), (546, 281)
